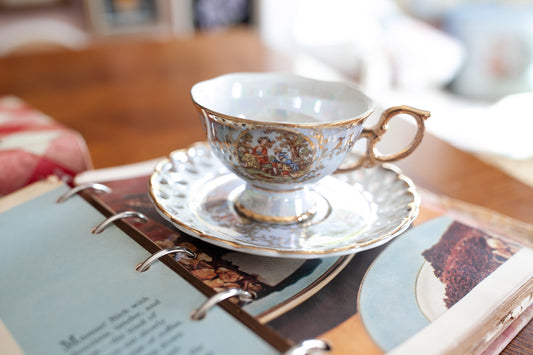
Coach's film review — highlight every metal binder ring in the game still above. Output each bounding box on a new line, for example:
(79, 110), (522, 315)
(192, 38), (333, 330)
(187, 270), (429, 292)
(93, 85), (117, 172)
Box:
(56, 183), (111, 203)
(135, 246), (196, 272)
(190, 288), (255, 321)
(91, 211), (148, 234)
(284, 339), (331, 355)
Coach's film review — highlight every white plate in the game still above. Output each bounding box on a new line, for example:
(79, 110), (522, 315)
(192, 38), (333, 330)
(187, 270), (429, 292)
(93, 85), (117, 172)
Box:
(149, 142), (420, 258)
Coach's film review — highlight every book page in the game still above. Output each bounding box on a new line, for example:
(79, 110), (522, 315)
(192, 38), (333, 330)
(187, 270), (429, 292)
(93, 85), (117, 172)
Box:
(0, 183), (279, 355)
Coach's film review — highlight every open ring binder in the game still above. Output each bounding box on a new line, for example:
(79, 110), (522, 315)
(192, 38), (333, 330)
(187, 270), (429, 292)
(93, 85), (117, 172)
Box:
(56, 182), (111, 203)
(284, 339), (331, 355)
(190, 288), (255, 321)
(2, 179), (339, 354)
(135, 246), (196, 272)
(91, 210), (148, 234)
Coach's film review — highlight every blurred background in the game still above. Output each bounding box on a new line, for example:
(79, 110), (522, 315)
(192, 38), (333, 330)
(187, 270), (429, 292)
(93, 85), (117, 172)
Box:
(1, 0), (532, 186)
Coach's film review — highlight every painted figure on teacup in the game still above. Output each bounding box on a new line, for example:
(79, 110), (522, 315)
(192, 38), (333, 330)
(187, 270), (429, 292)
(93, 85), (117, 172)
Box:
(236, 129), (313, 182)
(251, 136), (273, 169)
(272, 148), (300, 176)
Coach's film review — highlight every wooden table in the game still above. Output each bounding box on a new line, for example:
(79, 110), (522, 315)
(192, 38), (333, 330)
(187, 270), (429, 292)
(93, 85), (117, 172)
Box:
(1, 28), (531, 354)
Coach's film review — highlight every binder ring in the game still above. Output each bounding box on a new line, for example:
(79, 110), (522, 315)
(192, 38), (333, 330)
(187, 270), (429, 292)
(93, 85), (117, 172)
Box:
(190, 288), (255, 321)
(91, 211), (148, 234)
(284, 339), (331, 355)
(136, 246), (196, 272)
(56, 183), (111, 203)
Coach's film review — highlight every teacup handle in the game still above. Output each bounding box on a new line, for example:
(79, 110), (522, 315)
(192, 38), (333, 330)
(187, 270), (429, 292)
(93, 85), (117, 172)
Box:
(336, 105), (430, 172)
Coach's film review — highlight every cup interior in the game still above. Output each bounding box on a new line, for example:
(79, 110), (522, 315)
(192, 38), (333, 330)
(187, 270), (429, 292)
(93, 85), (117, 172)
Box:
(191, 73), (374, 124)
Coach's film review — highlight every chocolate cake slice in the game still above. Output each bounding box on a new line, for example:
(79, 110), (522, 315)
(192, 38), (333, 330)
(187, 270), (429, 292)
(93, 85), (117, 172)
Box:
(422, 221), (516, 308)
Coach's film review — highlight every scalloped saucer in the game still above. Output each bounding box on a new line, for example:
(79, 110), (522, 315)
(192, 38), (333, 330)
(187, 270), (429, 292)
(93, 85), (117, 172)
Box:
(149, 142), (420, 258)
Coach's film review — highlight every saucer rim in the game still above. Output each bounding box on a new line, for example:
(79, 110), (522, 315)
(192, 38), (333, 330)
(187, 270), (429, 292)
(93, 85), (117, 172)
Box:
(149, 143), (420, 257)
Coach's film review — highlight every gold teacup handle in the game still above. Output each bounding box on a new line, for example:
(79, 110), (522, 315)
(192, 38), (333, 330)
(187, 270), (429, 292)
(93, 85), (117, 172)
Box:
(337, 105), (430, 172)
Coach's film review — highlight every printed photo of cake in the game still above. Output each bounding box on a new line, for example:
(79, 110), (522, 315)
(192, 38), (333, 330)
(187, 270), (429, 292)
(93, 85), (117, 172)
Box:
(422, 221), (519, 308)
(358, 216), (528, 351)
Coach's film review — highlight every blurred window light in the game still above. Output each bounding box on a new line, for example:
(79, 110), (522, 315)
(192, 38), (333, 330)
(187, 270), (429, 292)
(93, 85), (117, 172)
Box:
(292, 0), (382, 47)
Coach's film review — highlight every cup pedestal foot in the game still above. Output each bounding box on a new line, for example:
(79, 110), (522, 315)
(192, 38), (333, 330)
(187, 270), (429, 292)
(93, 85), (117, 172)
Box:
(234, 184), (318, 224)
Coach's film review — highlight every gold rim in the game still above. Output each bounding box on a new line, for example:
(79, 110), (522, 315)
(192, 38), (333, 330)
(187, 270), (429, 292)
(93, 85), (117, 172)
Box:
(192, 101), (372, 128)
(234, 200), (317, 224)
(190, 73), (375, 128)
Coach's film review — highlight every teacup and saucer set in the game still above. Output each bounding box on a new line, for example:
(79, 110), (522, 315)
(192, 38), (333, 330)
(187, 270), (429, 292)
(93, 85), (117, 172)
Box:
(149, 73), (429, 258)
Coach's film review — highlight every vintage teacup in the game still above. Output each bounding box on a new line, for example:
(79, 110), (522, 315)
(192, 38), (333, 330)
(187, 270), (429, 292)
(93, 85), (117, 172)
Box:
(191, 73), (429, 224)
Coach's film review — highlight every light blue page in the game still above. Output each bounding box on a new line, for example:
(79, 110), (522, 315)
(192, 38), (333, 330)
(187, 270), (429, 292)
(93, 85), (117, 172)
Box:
(0, 185), (279, 355)
(359, 216), (454, 350)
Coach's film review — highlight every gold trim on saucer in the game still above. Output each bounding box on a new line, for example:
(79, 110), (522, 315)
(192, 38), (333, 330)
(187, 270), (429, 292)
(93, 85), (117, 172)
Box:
(148, 142), (420, 258)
